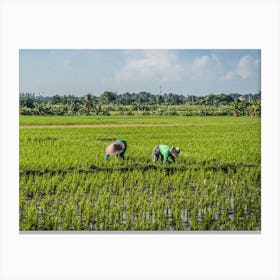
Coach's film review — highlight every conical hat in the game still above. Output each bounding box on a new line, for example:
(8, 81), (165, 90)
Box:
(170, 146), (180, 157)
(106, 141), (125, 155)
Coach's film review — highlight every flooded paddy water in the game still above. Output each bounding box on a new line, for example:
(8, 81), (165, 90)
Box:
(20, 116), (261, 231)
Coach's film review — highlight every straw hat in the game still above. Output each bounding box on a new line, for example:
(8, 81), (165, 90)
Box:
(170, 146), (180, 157)
(105, 141), (126, 155)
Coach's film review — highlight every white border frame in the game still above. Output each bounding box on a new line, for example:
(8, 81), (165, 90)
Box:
(1, 1), (280, 279)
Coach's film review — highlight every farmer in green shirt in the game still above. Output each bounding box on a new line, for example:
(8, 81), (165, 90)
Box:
(152, 145), (180, 163)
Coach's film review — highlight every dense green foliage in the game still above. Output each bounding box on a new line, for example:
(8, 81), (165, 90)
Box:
(20, 116), (261, 231)
(19, 92), (261, 117)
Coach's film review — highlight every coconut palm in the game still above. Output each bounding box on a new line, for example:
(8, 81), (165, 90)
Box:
(84, 94), (94, 115)
(70, 97), (79, 115)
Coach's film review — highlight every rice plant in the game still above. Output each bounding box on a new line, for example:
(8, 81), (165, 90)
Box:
(19, 116), (261, 231)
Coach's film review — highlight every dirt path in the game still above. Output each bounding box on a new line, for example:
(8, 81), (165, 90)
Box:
(20, 123), (221, 128)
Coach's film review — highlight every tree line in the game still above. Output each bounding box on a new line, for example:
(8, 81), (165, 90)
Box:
(19, 91), (261, 117)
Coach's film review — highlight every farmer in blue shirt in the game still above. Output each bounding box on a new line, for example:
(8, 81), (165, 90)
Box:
(105, 139), (127, 160)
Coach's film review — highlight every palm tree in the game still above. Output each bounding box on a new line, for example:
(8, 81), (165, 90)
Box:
(70, 97), (79, 115)
(84, 94), (93, 115)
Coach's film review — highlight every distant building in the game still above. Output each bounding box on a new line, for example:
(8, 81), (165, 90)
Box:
(238, 95), (246, 102)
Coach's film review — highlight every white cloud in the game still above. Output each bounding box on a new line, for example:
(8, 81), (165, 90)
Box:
(192, 55), (210, 69)
(188, 55), (222, 81)
(223, 71), (236, 80)
(222, 55), (260, 80)
(115, 50), (182, 85)
(236, 55), (255, 78)
(108, 51), (260, 93)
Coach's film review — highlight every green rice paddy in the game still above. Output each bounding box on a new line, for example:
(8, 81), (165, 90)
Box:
(19, 116), (261, 231)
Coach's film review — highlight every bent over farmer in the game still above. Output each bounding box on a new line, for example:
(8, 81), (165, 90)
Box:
(105, 139), (127, 160)
(152, 145), (180, 163)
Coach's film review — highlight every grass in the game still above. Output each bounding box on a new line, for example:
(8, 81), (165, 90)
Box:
(19, 116), (261, 231)
(20, 115), (249, 126)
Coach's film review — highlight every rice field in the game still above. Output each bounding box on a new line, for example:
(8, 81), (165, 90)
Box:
(19, 116), (261, 231)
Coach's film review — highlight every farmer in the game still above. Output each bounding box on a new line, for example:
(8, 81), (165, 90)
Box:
(105, 139), (127, 160)
(152, 145), (180, 163)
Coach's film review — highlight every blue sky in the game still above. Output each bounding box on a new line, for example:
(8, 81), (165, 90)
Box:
(19, 49), (261, 96)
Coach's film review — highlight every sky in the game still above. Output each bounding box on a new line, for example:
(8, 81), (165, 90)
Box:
(19, 49), (261, 96)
